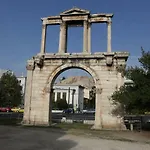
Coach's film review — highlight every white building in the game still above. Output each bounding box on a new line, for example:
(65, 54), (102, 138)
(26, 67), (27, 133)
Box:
(17, 76), (27, 105)
(17, 76), (27, 96)
(53, 84), (84, 111)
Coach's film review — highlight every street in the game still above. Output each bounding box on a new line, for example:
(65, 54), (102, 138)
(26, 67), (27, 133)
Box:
(0, 125), (150, 150)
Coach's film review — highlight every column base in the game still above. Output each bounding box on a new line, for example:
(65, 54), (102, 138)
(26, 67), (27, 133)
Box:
(22, 120), (50, 127)
(92, 121), (127, 130)
(82, 51), (91, 54)
(91, 124), (102, 130)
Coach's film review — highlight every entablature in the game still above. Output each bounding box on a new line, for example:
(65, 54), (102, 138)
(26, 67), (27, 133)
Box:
(41, 7), (113, 25)
(36, 52), (129, 60)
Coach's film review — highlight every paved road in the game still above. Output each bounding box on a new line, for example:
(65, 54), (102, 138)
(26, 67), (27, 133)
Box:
(0, 125), (150, 150)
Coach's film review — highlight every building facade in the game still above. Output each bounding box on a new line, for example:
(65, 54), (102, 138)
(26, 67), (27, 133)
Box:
(17, 76), (27, 105)
(53, 84), (84, 111)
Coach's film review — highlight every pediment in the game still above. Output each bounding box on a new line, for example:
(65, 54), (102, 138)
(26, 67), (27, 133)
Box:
(60, 7), (90, 16)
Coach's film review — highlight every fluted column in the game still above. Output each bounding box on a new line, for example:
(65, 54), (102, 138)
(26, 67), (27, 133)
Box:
(88, 23), (91, 53)
(59, 21), (67, 53)
(54, 92), (57, 102)
(40, 24), (47, 54)
(83, 20), (88, 53)
(107, 20), (112, 53)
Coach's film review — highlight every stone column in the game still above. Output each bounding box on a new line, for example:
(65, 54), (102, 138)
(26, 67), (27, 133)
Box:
(40, 24), (47, 54)
(88, 23), (91, 53)
(107, 20), (112, 53)
(60, 92), (63, 99)
(59, 22), (67, 53)
(58, 25), (62, 53)
(83, 20), (88, 53)
(66, 91), (69, 104)
(54, 92), (57, 102)
(93, 86), (102, 129)
(23, 60), (35, 125)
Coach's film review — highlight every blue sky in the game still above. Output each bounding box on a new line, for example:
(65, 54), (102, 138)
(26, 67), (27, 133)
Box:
(0, 0), (150, 77)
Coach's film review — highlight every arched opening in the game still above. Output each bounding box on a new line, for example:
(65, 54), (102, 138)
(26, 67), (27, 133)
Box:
(47, 65), (100, 123)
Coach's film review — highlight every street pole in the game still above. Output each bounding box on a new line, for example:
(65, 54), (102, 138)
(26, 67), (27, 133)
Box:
(72, 89), (76, 113)
(68, 87), (70, 108)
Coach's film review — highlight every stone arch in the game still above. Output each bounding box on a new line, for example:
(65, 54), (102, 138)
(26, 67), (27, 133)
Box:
(45, 63), (102, 127)
(45, 63), (101, 91)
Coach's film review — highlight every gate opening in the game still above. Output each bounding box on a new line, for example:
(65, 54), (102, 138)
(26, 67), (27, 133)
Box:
(50, 68), (96, 120)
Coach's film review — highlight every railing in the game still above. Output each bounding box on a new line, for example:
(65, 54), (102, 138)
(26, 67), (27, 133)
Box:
(0, 112), (95, 125)
(124, 115), (150, 131)
(0, 112), (23, 125)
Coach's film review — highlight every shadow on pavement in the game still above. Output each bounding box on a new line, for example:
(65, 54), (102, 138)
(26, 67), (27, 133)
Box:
(0, 125), (77, 150)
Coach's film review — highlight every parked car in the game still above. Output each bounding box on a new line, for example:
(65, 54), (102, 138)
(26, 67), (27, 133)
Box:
(82, 109), (95, 114)
(18, 108), (24, 113)
(0, 107), (12, 112)
(63, 108), (74, 114)
(11, 107), (19, 112)
(11, 107), (24, 113)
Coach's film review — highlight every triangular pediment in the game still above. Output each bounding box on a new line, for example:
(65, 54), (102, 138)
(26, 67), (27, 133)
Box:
(60, 7), (90, 15)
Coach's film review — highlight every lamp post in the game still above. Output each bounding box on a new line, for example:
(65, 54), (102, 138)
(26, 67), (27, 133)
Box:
(68, 87), (70, 108)
(72, 89), (76, 113)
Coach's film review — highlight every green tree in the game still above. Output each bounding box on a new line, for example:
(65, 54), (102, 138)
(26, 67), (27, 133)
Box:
(56, 97), (68, 110)
(111, 48), (150, 115)
(0, 71), (22, 107)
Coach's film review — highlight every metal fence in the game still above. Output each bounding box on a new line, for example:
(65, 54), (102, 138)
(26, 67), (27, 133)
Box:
(124, 115), (150, 131)
(0, 112), (95, 124)
(0, 112), (23, 119)
(52, 113), (95, 123)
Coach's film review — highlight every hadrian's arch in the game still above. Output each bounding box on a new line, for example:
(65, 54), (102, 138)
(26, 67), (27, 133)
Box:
(23, 7), (129, 129)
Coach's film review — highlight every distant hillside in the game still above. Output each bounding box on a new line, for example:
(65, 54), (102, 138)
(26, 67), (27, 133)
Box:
(56, 76), (95, 89)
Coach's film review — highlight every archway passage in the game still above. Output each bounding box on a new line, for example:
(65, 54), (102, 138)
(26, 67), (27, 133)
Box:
(50, 68), (96, 118)
(23, 7), (129, 130)
(47, 64), (101, 126)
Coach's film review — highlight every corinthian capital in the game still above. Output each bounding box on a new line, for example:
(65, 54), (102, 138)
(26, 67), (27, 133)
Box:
(26, 59), (35, 71)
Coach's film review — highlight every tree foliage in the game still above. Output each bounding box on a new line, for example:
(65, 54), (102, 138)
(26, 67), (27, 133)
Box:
(111, 48), (150, 115)
(56, 98), (68, 109)
(0, 71), (22, 107)
(51, 92), (68, 110)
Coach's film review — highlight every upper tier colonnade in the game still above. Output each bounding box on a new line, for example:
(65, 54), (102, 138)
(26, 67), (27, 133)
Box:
(40, 7), (113, 54)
